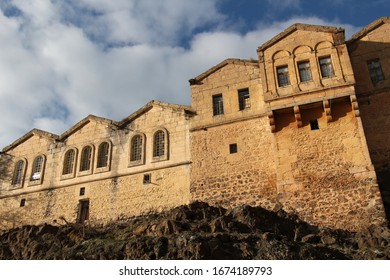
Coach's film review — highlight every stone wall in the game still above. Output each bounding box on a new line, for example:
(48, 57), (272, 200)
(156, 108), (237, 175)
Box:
(0, 102), (192, 230)
(190, 117), (277, 211)
(273, 99), (385, 229)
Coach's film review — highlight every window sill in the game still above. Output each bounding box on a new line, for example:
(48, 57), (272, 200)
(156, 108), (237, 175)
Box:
(77, 169), (93, 177)
(95, 166), (110, 174)
(128, 160), (145, 168)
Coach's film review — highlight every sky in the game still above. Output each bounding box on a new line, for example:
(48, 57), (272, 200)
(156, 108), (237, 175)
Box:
(0, 0), (389, 148)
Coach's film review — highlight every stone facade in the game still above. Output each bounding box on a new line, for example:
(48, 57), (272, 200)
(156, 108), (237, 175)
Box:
(1, 18), (389, 231)
(0, 101), (194, 230)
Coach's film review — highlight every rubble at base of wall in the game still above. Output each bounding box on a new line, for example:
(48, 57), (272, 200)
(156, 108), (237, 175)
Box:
(0, 201), (389, 260)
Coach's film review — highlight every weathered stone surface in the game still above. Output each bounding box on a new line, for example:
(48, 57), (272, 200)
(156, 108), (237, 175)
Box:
(1, 202), (389, 260)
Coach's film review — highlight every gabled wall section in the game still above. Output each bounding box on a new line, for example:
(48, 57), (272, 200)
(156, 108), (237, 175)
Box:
(0, 101), (193, 230)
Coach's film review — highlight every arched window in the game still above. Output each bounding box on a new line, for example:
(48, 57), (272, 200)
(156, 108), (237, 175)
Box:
(80, 146), (93, 172)
(12, 160), (25, 185)
(130, 135), (143, 162)
(63, 149), (75, 175)
(153, 129), (168, 160)
(97, 141), (110, 168)
(30, 155), (44, 181)
(153, 130), (165, 157)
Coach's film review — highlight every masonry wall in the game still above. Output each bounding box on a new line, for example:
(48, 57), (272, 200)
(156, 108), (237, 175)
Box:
(189, 24), (387, 231)
(273, 100), (385, 229)
(0, 104), (192, 230)
(348, 20), (390, 219)
(191, 117), (277, 210)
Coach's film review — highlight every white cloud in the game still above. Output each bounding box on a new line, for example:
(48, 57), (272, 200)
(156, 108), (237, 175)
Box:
(0, 1), (362, 149)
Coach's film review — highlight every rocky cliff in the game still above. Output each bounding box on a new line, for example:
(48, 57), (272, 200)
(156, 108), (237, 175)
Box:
(0, 202), (389, 260)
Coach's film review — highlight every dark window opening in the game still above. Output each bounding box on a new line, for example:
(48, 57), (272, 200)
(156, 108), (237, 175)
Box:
(30, 155), (43, 181)
(77, 200), (89, 223)
(12, 160), (25, 185)
(277, 65), (290, 87)
(310, 120), (319, 130)
(212, 94), (224, 115)
(298, 61), (312, 82)
(153, 131), (165, 157)
(238, 89), (250, 110)
(79, 187), (85, 196)
(97, 142), (109, 168)
(367, 59), (385, 84)
(143, 174), (151, 184)
(20, 199), (26, 207)
(80, 146), (92, 171)
(229, 143), (238, 154)
(63, 149), (75, 175)
(319, 56), (334, 78)
(131, 135), (143, 161)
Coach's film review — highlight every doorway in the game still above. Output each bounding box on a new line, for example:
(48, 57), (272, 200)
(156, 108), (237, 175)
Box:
(77, 199), (89, 223)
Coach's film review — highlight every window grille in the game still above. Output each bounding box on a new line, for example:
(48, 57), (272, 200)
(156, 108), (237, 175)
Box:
(153, 130), (165, 157)
(367, 59), (385, 84)
(130, 135), (143, 162)
(277, 66), (290, 87)
(238, 89), (250, 110)
(97, 142), (109, 168)
(319, 56), (334, 78)
(63, 149), (75, 175)
(298, 61), (312, 82)
(80, 146), (92, 171)
(30, 156), (43, 181)
(12, 160), (25, 185)
(212, 94), (224, 115)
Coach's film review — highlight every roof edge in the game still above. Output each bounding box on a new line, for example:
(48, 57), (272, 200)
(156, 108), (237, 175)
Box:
(2, 129), (59, 153)
(59, 114), (118, 140)
(257, 23), (344, 52)
(348, 17), (390, 43)
(119, 100), (195, 127)
(189, 58), (258, 85)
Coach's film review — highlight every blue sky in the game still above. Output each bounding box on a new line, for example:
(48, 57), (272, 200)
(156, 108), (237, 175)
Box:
(0, 0), (389, 148)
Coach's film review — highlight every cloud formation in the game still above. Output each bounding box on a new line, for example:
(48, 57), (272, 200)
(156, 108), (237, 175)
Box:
(0, 0), (362, 148)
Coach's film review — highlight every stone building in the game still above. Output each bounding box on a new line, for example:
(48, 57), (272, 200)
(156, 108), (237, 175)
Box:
(1, 17), (389, 231)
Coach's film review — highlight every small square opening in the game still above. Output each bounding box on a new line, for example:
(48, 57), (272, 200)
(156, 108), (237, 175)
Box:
(229, 143), (238, 154)
(79, 187), (85, 196)
(143, 174), (151, 184)
(310, 120), (319, 130)
(20, 199), (26, 207)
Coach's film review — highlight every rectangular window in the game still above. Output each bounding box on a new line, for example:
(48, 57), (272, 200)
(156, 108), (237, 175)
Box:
(20, 199), (26, 207)
(367, 59), (385, 84)
(277, 65), (290, 87)
(238, 89), (250, 110)
(310, 120), (319, 130)
(319, 56), (334, 78)
(143, 174), (151, 184)
(298, 61), (312, 82)
(212, 94), (224, 116)
(229, 143), (238, 154)
(79, 187), (85, 196)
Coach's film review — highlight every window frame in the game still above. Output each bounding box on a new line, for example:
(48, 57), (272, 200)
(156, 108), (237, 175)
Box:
(152, 128), (169, 161)
(29, 155), (45, 185)
(78, 145), (94, 175)
(276, 65), (290, 87)
(297, 61), (312, 83)
(238, 88), (250, 110)
(11, 158), (27, 188)
(95, 141), (111, 172)
(212, 94), (224, 116)
(129, 134), (145, 166)
(319, 56), (334, 79)
(367, 58), (385, 85)
(61, 148), (77, 180)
